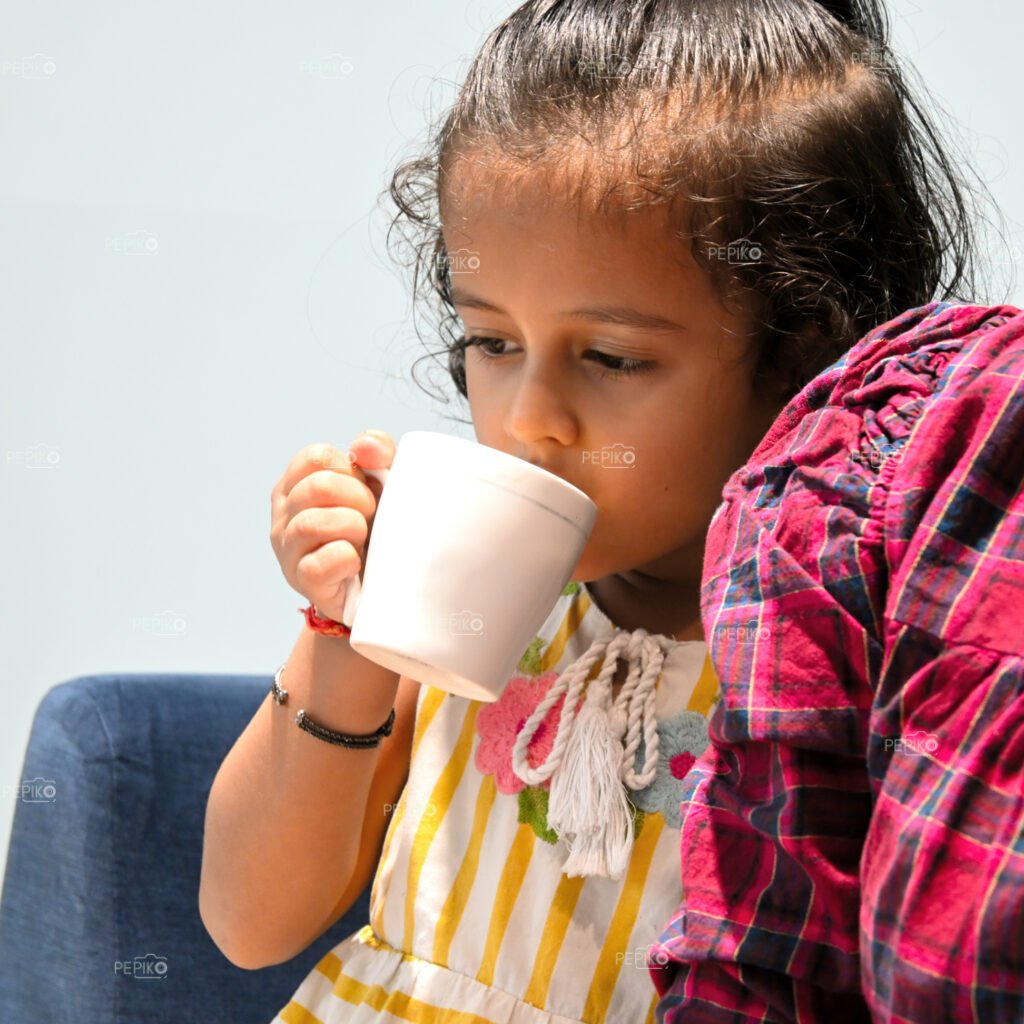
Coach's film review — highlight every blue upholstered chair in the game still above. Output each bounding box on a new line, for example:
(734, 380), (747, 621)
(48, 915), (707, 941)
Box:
(0, 673), (372, 1024)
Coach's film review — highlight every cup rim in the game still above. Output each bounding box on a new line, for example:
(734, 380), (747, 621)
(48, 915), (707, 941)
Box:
(399, 430), (597, 509)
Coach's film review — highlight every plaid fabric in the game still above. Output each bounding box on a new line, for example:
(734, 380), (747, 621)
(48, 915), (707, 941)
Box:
(647, 302), (1024, 1023)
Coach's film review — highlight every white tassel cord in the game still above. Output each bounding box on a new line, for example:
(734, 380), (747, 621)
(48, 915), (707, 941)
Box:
(512, 626), (671, 880)
(616, 634), (666, 790)
(554, 632), (667, 879)
(546, 631), (634, 879)
(510, 634), (609, 788)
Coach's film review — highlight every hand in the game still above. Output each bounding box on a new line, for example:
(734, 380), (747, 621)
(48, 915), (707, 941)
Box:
(270, 430), (397, 624)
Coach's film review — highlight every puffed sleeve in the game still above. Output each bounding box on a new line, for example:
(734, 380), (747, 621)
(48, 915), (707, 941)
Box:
(646, 302), (1024, 1023)
(860, 307), (1024, 1022)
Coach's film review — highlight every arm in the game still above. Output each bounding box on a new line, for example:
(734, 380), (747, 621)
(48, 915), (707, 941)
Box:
(308, 669), (419, 943)
(649, 303), (1024, 1022)
(858, 308), (1024, 1022)
(861, 630), (1024, 1022)
(198, 623), (417, 970)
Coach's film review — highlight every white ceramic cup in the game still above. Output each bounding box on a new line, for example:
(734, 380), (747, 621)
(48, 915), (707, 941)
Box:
(339, 431), (598, 702)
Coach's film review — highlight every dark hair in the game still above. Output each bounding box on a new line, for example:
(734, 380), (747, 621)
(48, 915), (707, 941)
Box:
(381, 0), (1011, 419)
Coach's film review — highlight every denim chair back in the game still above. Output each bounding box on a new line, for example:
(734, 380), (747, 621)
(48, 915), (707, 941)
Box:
(0, 673), (372, 1024)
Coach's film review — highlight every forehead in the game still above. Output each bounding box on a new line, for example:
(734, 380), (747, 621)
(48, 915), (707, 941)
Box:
(444, 148), (670, 231)
(444, 157), (708, 305)
(448, 158), (696, 260)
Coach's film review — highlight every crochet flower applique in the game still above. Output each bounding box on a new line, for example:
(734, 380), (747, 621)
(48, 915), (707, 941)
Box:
(475, 670), (613, 843)
(475, 671), (566, 796)
(474, 666), (709, 842)
(627, 708), (710, 828)
(473, 606), (600, 804)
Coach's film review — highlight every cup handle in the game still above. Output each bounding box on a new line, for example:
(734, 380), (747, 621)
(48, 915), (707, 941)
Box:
(340, 465), (390, 629)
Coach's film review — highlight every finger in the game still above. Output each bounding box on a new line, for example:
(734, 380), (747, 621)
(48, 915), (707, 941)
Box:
(282, 470), (376, 528)
(294, 538), (362, 605)
(347, 429), (396, 473)
(347, 430), (397, 503)
(277, 443), (362, 504)
(272, 448), (359, 535)
(283, 506), (369, 567)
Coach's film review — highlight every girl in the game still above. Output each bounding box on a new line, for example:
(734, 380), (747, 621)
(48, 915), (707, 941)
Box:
(199, 0), (1023, 1021)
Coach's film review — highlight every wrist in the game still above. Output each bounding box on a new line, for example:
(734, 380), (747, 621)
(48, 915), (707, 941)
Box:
(279, 625), (401, 741)
(300, 607), (400, 690)
(270, 663), (396, 747)
(300, 602), (351, 638)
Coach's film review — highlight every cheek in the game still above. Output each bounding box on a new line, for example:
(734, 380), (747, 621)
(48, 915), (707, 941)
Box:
(464, 356), (510, 405)
(593, 448), (711, 537)
(590, 460), (670, 525)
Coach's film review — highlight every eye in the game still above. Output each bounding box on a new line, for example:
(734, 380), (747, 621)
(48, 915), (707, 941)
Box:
(463, 336), (654, 380)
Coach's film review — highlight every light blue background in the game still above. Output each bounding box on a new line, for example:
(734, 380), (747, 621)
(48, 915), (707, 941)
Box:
(2, 0), (1021, 871)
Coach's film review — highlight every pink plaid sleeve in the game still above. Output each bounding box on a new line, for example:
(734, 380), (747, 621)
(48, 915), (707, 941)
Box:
(861, 307), (1024, 1021)
(647, 302), (1024, 1023)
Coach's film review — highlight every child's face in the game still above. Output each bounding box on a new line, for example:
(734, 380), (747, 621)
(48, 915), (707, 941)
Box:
(443, 185), (781, 592)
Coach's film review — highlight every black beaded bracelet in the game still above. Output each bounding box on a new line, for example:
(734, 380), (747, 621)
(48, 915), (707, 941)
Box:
(270, 664), (396, 749)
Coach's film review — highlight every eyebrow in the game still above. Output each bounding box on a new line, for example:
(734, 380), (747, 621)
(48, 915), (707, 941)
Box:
(450, 289), (686, 334)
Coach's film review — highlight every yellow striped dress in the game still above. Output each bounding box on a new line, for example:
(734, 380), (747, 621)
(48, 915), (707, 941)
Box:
(272, 580), (721, 1024)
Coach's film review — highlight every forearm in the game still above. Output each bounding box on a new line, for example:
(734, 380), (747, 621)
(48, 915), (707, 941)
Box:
(199, 623), (399, 968)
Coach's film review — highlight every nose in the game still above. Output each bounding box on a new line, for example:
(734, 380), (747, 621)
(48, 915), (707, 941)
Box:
(503, 365), (577, 449)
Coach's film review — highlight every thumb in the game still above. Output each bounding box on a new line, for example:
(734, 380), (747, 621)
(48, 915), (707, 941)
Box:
(347, 429), (396, 498)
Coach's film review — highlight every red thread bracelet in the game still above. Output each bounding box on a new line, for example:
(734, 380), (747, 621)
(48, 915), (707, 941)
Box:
(300, 602), (352, 638)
